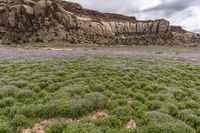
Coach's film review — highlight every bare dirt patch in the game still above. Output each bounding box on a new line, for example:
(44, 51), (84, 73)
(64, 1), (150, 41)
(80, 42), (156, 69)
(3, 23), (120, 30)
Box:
(127, 97), (133, 105)
(125, 119), (137, 129)
(21, 111), (109, 133)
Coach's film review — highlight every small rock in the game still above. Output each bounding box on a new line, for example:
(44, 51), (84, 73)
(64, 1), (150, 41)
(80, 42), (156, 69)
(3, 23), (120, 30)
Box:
(125, 119), (137, 129)
(92, 111), (108, 119)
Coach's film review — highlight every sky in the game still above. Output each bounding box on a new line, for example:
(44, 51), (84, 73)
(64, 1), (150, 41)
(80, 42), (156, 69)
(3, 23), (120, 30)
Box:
(68, 0), (200, 33)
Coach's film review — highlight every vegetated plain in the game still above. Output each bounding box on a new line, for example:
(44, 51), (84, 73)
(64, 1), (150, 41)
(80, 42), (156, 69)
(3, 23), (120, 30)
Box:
(0, 47), (200, 133)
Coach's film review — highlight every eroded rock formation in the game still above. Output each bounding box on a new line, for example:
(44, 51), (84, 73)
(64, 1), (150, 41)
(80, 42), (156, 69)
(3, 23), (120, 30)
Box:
(171, 26), (200, 44)
(0, 0), (199, 45)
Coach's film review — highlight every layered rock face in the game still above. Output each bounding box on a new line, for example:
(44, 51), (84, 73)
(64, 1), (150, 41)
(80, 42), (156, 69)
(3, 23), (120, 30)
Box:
(171, 26), (200, 44)
(0, 0), (199, 45)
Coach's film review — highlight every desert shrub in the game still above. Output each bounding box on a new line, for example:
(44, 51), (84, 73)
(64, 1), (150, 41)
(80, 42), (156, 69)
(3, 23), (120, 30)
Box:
(131, 101), (148, 112)
(63, 123), (102, 133)
(133, 92), (146, 103)
(144, 123), (195, 133)
(27, 83), (41, 93)
(185, 100), (199, 109)
(67, 93), (106, 117)
(0, 97), (15, 108)
(115, 99), (127, 106)
(14, 90), (36, 102)
(143, 84), (166, 93)
(61, 84), (87, 97)
(168, 105), (179, 117)
(0, 122), (12, 133)
(33, 93), (106, 118)
(103, 116), (124, 128)
(10, 80), (29, 88)
(67, 99), (90, 117)
(46, 121), (68, 133)
(111, 106), (133, 124)
(195, 109), (200, 116)
(47, 83), (61, 92)
(177, 111), (200, 130)
(16, 102), (60, 119)
(37, 81), (51, 90)
(143, 111), (196, 133)
(173, 90), (187, 101)
(102, 90), (113, 98)
(0, 85), (16, 98)
(147, 94), (157, 100)
(148, 94), (170, 102)
(16, 93), (106, 119)
(86, 92), (107, 110)
(11, 114), (29, 128)
(146, 101), (162, 111)
(90, 83), (106, 92)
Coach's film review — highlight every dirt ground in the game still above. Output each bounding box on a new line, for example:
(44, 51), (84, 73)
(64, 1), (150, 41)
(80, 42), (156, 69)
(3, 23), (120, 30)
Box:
(0, 46), (200, 64)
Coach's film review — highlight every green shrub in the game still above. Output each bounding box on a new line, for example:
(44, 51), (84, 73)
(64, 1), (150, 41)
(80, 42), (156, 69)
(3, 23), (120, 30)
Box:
(62, 123), (101, 133)
(134, 93), (146, 103)
(115, 99), (127, 106)
(46, 121), (67, 133)
(67, 93), (106, 117)
(0, 121), (12, 133)
(14, 90), (36, 102)
(27, 83), (41, 93)
(131, 101), (148, 112)
(11, 114), (29, 128)
(111, 106), (132, 118)
(68, 99), (90, 117)
(10, 80), (29, 88)
(144, 111), (196, 133)
(47, 83), (61, 92)
(177, 111), (200, 130)
(102, 90), (113, 98)
(185, 100), (199, 109)
(91, 83), (106, 92)
(173, 90), (187, 101)
(143, 84), (166, 93)
(103, 116), (124, 128)
(86, 92), (107, 110)
(0, 85), (16, 98)
(0, 97), (15, 108)
(146, 101), (161, 111)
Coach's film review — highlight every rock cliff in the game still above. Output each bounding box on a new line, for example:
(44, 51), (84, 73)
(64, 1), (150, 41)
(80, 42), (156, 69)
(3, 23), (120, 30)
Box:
(0, 0), (199, 45)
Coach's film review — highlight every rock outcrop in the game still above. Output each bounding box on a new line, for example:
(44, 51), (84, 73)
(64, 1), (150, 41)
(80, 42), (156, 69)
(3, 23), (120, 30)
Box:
(0, 0), (199, 45)
(171, 26), (200, 44)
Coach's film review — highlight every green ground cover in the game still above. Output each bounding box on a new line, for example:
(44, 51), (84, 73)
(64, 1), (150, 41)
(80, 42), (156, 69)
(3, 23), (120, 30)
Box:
(0, 56), (199, 133)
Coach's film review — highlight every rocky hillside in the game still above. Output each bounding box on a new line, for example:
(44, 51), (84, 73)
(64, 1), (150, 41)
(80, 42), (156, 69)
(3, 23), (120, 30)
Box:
(0, 0), (199, 45)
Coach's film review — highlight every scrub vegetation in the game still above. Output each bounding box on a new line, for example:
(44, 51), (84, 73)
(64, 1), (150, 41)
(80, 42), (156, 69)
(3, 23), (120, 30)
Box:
(0, 56), (199, 133)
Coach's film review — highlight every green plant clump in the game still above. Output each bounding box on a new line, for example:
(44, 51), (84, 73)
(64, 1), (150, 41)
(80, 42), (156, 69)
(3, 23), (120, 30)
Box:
(0, 56), (199, 133)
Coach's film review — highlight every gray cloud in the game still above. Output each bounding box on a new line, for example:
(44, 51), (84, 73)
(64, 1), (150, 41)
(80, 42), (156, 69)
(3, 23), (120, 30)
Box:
(68, 0), (200, 33)
(144, 0), (199, 17)
(192, 29), (200, 33)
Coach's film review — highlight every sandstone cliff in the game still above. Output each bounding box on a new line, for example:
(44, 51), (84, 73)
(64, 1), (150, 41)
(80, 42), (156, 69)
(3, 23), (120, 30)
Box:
(171, 26), (200, 44)
(0, 0), (199, 45)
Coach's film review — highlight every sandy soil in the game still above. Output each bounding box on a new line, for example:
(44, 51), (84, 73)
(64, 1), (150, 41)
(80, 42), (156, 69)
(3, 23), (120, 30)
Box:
(0, 46), (200, 64)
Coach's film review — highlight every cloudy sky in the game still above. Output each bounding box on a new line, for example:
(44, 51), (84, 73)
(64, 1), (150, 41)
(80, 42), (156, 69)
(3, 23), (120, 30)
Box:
(68, 0), (200, 33)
